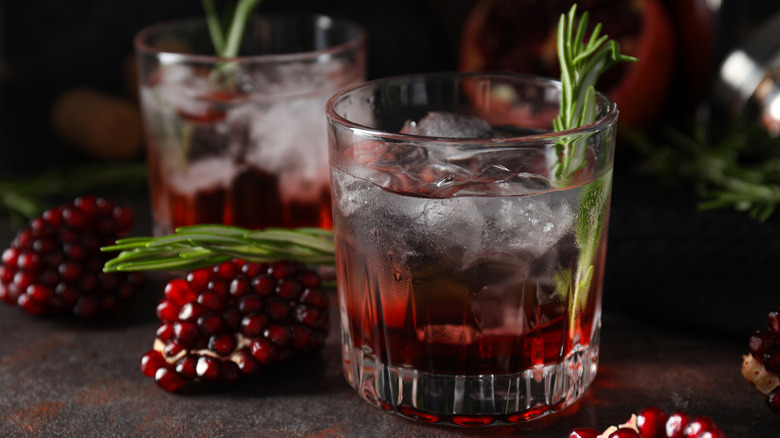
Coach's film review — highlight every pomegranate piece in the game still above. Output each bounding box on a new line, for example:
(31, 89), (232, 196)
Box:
(569, 407), (728, 438)
(742, 306), (780, 414)
(0, 195), (146, 318)
(140, 259), (329, 392)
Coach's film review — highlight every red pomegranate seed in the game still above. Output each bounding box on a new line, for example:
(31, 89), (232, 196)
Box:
(250, 338), (278, 365)
(767, 386), (780, 414)
(277, 280), (301, 300)
(768, 309), (780, 337)
(264, 324), (291, 347)
(636, 406), (668, 438)
(665, 412), (690, 438)
(187, 269), (211, 292)
(749, 332), (775, 363)
(165, 279), (196, 305)
(155, 367), (186, 392)
(140, 350), (167, 378)
(251, 276), (275, 296)
(156, 300), (180, 322)
(569, 428), (599, 438)
(764, 346), (780, 373)
(682, 416), (717, 437)
(608, 429), (640, 438)
(175, 355), (198, 380)
(209, 334), (235, 356)
(196, 356), (220, 381)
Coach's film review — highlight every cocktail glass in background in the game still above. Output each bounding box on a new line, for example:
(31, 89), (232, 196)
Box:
(326, 73), (618, 426)
(134, 15), (366, 236)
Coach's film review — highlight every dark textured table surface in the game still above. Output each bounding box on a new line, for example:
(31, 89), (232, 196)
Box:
(1, 164), (779, 437)
(0, 278), (777, 437)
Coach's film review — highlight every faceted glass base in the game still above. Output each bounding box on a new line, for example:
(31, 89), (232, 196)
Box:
(341, 334), (599, 427)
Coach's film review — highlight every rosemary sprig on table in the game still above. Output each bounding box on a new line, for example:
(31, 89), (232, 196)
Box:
(102, 225), (335, 272)
(626, 121), (780, 222)
(552, 4), (635, 183)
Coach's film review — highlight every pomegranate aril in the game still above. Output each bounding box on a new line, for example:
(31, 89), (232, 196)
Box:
(156, 300), (180, 322)
(665, 412), (691, 438)
(251, 275), (274, 296)
(73, 296), (99, 318)
(764, 346), (780, 373)
(220, 360), (240, 383)
(196, 356), (221, 381)
(749, 332), (774, 363)
(241, 313), (269, 337)
(767, 386), (780, 414)
(165, 279), (196, 305)
(238, 294), (263, 313)
(155, 367), (186, 392)
(265, 324), (291, 347)
(178, 302), (206, 321)
(265, 297), (289, 320)
(140, 350), (167, 378)
(251, 337), (278, 365)
(197, 312), (225, 336)
(682, 416), (717, 437)
(209, 334), (236, 356)
(187, 269), (211, 292)
(17, 293), (45, 315)
(175, 355), (198, 380)
(768, 309), (780, 337)
(173, 321), (199, 345)
(608, 429), (639, 438)
(569, 428), (599, 438)
(636, 406), (668, 438)
(277, 280), (301, 300)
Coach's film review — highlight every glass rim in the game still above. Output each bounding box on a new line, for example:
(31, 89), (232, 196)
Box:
(133, 14), (366, 64)
(325, 72), (619, 146)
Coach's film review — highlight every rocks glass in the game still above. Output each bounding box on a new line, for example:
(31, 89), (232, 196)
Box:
(326, 73), (618, 426)
(135, 15), (366, 236)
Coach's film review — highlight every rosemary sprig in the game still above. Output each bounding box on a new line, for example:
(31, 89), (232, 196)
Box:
(102, 225), (335, 272)
(0, 162), (148, 227)
(202, 0), (263, 58)
(625, 120), (780, 222)
(552, 4), (636, 182)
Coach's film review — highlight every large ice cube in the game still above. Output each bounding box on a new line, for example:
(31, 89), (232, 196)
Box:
(402, 111), (493, 138)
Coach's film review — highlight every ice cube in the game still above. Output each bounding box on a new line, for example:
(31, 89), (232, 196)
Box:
(490, 195), (573, 259)
(243, 95), (331, 204)
(402, 111), (494, 138)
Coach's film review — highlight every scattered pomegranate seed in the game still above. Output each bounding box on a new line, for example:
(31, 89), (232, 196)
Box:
(0, 195), (145, 318)
(569, 428), (600, 438)
(743, 306), (780, 414)
(569, 407), (728, 438)
(140, 259), (328, 392)
(636, 406), (668, 438)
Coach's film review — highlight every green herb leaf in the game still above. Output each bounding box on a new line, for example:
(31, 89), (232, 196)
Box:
(624, 121), (780, 221)
(202, 0), (263, 58)
(102, 225), (335, 272)
(553, 4), (636, 182)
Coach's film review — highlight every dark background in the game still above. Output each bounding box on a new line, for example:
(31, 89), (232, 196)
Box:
(0, 0), (780, 336)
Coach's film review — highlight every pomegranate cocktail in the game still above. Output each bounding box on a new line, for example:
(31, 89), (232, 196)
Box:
(134, 15), (366, 236)
(326, 73), (618, 426)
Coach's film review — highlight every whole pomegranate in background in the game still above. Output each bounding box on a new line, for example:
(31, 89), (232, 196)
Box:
(459, 0), (677, 129)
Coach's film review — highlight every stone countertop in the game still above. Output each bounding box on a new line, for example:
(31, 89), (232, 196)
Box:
(0, 159), (779, 437)
(0, 279), (775, 438)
